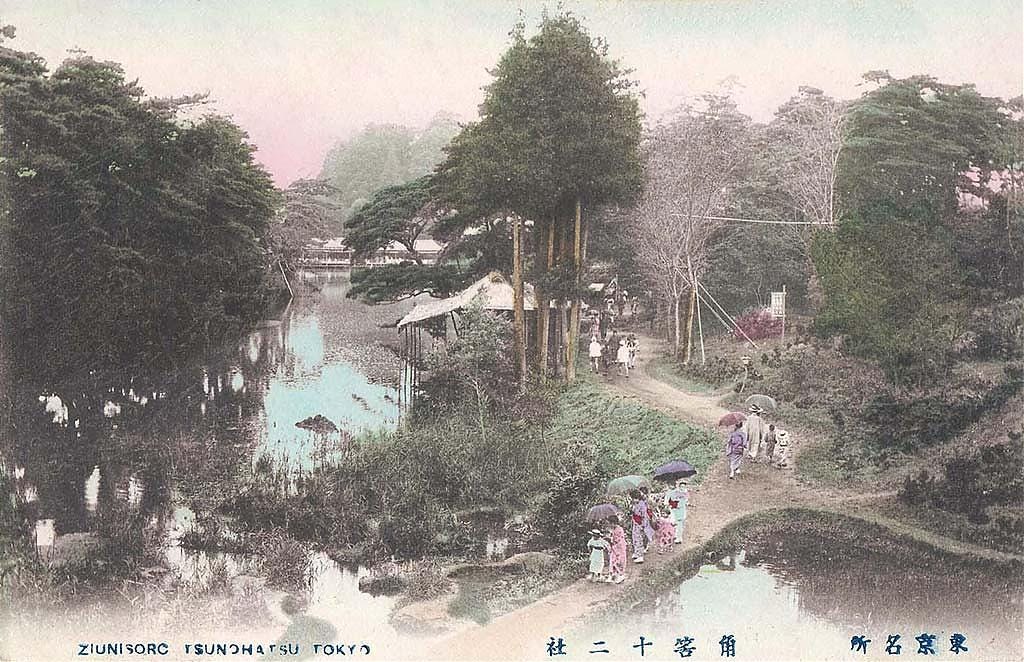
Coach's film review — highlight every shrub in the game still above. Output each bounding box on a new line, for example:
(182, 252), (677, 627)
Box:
(402, 559), (452, 602)
(534, 439), (607, 550)
(898, 438), (1024, 550)
(862, 375), (1022, 452)
(256, 532), (310, 590)
(379, 501), (441, 559)
(965, 298), (1024, 360)
(732, 308), (782, 341)
(418, 302), (521, 420)
(679, 355), (743, 388)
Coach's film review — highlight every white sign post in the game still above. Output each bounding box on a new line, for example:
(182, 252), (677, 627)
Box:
(770, 285), (787, 341)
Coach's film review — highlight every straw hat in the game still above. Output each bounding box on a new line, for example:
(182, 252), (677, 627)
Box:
(589, 528), (603, 536)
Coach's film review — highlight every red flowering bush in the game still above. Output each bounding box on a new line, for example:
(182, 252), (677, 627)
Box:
(733, 308), (782, 341)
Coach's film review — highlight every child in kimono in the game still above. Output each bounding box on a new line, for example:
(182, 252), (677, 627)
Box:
(774, 430), (791, 468)
(587, 529), (610, 581)
(629, 490), (656, 563)
(606, 517), (627, 584)
(663, 478), (690, 543)
(616, 339), (630, 377)
(626, 334), (639, 370)
(656, 510), (676, 553)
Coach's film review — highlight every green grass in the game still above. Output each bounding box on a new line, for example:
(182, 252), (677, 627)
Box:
(644, 356), (714, 394)
(549, 379), (718, 483)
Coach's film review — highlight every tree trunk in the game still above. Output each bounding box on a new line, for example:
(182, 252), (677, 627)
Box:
(566, 199), (583, 383)
(535, 217), (554, 377)
(683, 285), (696, 364)
(555, 220), (568, 377)
(511, 214), (527, 392)
(672, 295), (681, 354)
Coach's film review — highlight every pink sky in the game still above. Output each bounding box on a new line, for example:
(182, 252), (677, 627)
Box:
(4, 1), (1021, 186)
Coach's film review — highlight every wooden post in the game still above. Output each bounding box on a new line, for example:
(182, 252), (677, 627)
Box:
(696, 279), (706, 365)
(780, 284), (787, 342)
(556, 219), (568, 377)
(536, 217), (554, 376)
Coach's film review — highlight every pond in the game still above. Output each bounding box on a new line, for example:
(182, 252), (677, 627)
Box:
(580, 515), (1023, 661)
(1, 274), (427, 656)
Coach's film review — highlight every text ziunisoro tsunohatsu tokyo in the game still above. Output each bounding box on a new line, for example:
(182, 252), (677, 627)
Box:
(75, 641), (372, 657)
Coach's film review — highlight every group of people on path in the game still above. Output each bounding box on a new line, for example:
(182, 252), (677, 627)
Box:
(725, 405), (791, 479)
(588, 329), (639, 378)
(586, 479), (690, 584)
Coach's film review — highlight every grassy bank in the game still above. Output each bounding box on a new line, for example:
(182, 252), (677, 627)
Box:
(551, 378), (718, 482)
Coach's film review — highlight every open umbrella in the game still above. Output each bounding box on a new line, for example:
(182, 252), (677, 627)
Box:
(745, 394), (778, 412)
(718, 411), (747, 427)
(653, 460), (697, 482)
(606, 475), (650, 496)
(586, 503), (622, 522)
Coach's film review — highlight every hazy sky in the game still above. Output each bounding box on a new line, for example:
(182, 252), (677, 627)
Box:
(3, 1), (1021, 186)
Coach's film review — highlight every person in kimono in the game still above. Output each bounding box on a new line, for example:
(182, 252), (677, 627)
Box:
(744, 405), (765, 459)
(629, 489), (656, 563)
(726, 422), (748, 479)
(626, 334), (639, 370)
(656, 510), (676, 553)
(616, 339), (630, 377)
(774, 429), (791, 468)
(663, 478), (690, 543)
(762, 424), (778, 464)
(588, 336), (604, 374)
(606, 516), (627, 584)
(587, 529), (610, 581)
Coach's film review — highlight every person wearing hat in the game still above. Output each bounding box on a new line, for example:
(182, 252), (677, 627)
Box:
(744, 405), (765, 459)
(587, 528), (610, 581)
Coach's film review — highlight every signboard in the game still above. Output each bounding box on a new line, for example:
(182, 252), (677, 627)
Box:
(770, 289), (786, 319)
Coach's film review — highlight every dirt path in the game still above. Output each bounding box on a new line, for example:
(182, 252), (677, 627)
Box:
(420, 333), (1017, 660)
(421, 334), (833, 660)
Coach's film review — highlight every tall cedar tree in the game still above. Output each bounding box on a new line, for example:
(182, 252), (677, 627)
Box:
(436, 13), (642, 382)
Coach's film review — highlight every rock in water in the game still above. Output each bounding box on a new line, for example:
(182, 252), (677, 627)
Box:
(295, 414), (338, 434)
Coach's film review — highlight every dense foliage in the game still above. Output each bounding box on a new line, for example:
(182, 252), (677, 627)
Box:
(0, 46), (280, 384)
(812, 202), (966, 385)
(812, 76), (1020, 385)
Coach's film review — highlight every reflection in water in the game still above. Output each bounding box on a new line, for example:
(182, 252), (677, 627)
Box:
(2, 277), (417, 647)
(590, 527), (1022, 661)
(83, 465), (99, 513)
